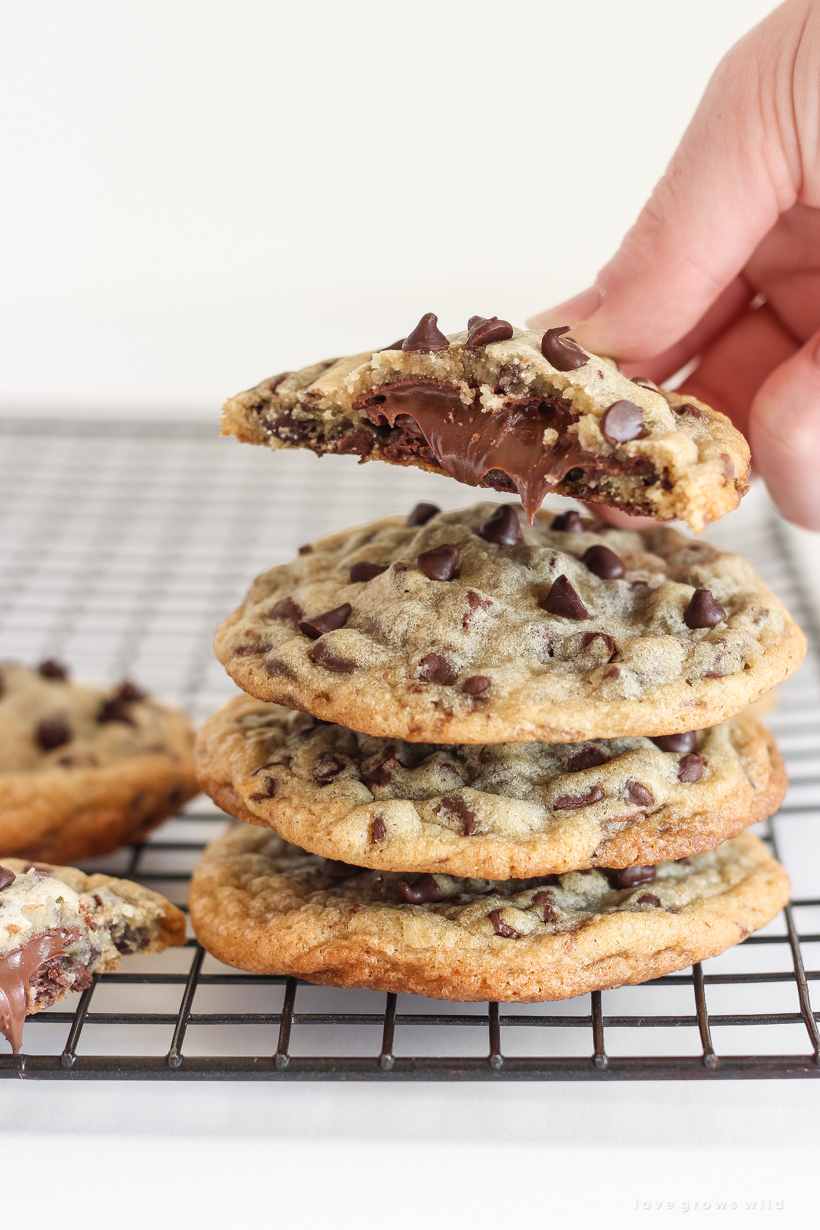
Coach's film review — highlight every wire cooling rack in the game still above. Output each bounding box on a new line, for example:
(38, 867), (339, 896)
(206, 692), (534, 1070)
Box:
(0, 417), (819, 1081)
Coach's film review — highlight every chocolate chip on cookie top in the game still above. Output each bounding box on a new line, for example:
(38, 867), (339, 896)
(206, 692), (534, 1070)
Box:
(215, 502), (805, 744)
(221, 321), (752, 532)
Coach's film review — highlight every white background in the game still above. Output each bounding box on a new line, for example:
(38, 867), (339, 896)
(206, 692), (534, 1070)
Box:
(3, 2), (820, 1227)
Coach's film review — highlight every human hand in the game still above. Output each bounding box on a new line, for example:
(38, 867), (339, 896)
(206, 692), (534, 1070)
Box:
(530, 0), (820, 530)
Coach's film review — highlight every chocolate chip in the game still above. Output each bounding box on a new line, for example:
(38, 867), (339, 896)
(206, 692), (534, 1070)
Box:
(490, 909), (522, 938)
(382, 339), (405, 351)
(418, 654), (457, 685)
(531, 891), (557, 921)
(116, 680), (146, 702)
(402, 312), (450, 353)
(313, 753), (350, 785)
(465, 316), (514, 348)
(566, 746), (609, 771)
(721, 453), (735, 479)
(37, 717), (71, 750)
(321, 858), (364, 880)
(437, 796), (476, 835)
(234, 643), (271, 657)
(270, 412), (307, 444)
(98, 697), (136, 725)
(684, 589), (727, 629)
(540, 575), (591, 620)
(603, 666), (620, 680)
(611, 865), (656, 888)
(250, 777), (276, 801)
(631, 377), (659, 391)
(652, 731), (698, 753)
(417, 543), (459, 581)
(579, 631), (617, 661)
(0, 866), (16, 891)
(553, 784), (604, 810)
(270, 597), (303, 623)
(398, 873), (444, 903)
(38, 660), (68, 680)
(299, 603), (352, 639)
(582, 544), (625, 579)
(349, 561), (389, 583)
(679, 401), (707, 420)
(309, 641), (359, 673)
(601, 400), (644, 445)
(298, 544), (313, 555)
(677, 753), (705, 783)
(637, 893), (661, 907)
(407, 502), (440, 527)
(371, 815), (387, 843)
(265, 658), (297, 680)
(626, 781), (654, 807)
(478, 505), (522, 546)
(365, 757), (395, 788)
(551, 510), (583, 533)
(462, 675), (491, 695)
(540, 326), (589, 371)
(269, 373), (289, 393)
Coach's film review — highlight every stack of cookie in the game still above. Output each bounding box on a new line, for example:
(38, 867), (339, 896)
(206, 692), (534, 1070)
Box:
(190, 316), (804, 1003)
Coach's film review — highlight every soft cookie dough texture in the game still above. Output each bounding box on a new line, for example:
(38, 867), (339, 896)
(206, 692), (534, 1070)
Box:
(0, 663), (199, 863)
(215, 503), (806, 744)
(196, 696), (786, 878)
(221, 320), (750, 533)
(190, 824), (789, 1003)
(0, 857), (185, 1051)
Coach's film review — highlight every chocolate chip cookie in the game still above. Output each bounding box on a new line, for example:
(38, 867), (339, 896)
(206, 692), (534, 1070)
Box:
(214, 503), (806, 744)
(0, 662), (199, 863)
(0, 857), (185, 1052)
(195, 696), (785, 878)
(221, 315), (749, 532)
(189, 824), (789, 1003)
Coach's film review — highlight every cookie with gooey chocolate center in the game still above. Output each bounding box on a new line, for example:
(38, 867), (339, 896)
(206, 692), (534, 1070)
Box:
(189, 824), (789, 1003)
(0, 662), (199, 864)
(221, 318), (750, 534)
(196, 696), (786, 879)
(0, 858), (185, 1053)
(214, 503), (805, 744)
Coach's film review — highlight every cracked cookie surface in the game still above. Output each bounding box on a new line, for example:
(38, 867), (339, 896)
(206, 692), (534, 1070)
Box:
(0, 856), (185, 1052)
(197, 696), (786, 878)
(189, 824), (789, 1002)
(0, 662), (199, 863)
(214, 503), (805, 744)
(221, 319), (749, 533)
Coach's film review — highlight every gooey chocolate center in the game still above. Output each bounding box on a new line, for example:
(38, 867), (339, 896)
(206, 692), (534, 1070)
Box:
(358, 380), (651, 521)
(0, 927), (78, 1054)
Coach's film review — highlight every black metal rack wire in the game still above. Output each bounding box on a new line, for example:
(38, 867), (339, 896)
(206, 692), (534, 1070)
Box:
(0, 418), (819, 1080)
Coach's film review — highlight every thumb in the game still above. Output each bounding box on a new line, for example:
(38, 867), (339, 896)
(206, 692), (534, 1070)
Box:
(528, 2), (808, 361)
(751, 330), (820, 529)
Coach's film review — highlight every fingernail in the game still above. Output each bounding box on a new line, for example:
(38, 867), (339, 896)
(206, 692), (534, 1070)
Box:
(526, 286), (603, 331)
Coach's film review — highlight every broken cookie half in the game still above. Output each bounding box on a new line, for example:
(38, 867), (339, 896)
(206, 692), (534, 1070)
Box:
(222, 314), (750, 533)
(0, 858), (185, 1053)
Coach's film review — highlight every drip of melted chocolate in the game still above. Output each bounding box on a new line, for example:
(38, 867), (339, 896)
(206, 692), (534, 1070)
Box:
(0, 927), (78, 1054)
(358, 380), (652, 521)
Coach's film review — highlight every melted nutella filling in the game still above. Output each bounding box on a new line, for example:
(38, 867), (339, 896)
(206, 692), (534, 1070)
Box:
(357, 380), (653, 521)
(0, 927), (78, 1054)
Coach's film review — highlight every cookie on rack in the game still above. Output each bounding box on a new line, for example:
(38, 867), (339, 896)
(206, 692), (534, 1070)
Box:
(0, 857), (185, 1053)
(214, 502), (806, 744)
(196, 697), (786, 879)
(0, 662), (199, 863)
(189, 824), (789, 1003)
(221, 315), (749, 532)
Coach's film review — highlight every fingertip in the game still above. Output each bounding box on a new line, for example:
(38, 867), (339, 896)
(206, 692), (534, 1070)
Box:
(526, 287), (602, 332)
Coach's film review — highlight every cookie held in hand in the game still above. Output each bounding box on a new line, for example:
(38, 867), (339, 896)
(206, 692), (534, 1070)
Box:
(221, 316), (750, 532)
